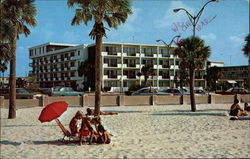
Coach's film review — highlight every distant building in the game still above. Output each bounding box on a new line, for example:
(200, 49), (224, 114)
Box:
(219, 65), (250, 89)
(208, 61), (224, 67)
(29, 42), (207, 91)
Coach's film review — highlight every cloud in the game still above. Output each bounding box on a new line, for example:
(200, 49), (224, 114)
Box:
(154, 1), (195, 28)
(229, 36), (243, 43)
(201, 33), (217, 41)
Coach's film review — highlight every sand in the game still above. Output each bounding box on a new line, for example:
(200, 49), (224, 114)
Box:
(1, 104), (250, 159)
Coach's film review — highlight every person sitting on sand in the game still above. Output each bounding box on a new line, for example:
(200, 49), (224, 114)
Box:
(244, 103), (250, 111)
(229, 99), (248, 116)
(86, 108), (118, 116)
(69, 111), (83, 136)
(79, 116), (99, 145)
(96, 124), (111, 144)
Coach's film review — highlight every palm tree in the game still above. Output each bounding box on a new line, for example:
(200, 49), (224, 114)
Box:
(0, 3), (14, 62)
(0, 61), (8, 88)
(78, 60), (95, 91)
(68, 0), (132, 115)
(138, 65), (154, 85)
(1, 0), (37, 119)
(173, 36), (210, 112)
(242, 34), (250, 66)
(205, 66), (223, 91)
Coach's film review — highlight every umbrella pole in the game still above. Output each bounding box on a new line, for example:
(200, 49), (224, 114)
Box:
(55, 119), (71, 137)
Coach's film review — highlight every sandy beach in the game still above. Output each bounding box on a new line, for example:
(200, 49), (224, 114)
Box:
(1, 104), (250, 159)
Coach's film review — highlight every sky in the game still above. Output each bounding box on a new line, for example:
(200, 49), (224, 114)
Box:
(9, 0), (250, 77)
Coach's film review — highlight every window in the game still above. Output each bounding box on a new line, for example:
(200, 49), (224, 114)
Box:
(70, 62), (75, 67)
(78, 51), (80, 56)
(70, 52), (75, 57)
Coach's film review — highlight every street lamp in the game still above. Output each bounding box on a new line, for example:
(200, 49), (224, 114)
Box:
(173, 0), (219, 37)
(156, 35), (181, 88)
(156, 35), (181, 48)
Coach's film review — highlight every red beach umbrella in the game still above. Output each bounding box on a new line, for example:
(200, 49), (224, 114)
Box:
(39, 101), (68, 122)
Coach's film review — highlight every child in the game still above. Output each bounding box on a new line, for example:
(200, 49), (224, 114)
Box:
(79, 117), (99, 145)
(97, 124), (111, 144)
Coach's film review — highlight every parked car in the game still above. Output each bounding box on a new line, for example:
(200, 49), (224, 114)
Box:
(50, 87), (83, 96)
(0, 88), (34, 99)
(131, 87), (171, 96)
(194, 89), (209, 95)
(218, 87), (250, 95)
(160, 88), (190, 96)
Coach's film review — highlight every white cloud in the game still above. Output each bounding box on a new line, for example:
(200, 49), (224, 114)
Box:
(154, 1), (195, 28)
(229, 36), (243, 43)
(201, 33), (217, 41)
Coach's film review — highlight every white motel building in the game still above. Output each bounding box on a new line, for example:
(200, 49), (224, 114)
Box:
(29, 42), (206, 91)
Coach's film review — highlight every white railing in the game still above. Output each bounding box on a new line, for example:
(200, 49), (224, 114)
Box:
(102, 52), (108, 56)
(170, 65), (179, 69)
(103, 75), (108, 79)
(103, 63), (108, 68)
(117, 64), (122, 68)
(136, 53), (140, 57)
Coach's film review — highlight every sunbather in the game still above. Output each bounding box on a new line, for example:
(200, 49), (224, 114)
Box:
(86, 108), (118, 116)
(230, 99), (248, 116)
(69, 111), (83, 136)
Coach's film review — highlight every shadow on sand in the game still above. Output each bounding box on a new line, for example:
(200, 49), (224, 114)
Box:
(0, 140), (22, 146)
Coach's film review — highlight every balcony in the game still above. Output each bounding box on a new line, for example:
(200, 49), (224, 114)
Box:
(136, 53), (140, 57)
(153, 54), (158, 58)
(170, 65), (179, 69)
(71, 67), (77, 70)
(103, 75), (108, 79)
(122, 53), (127, 56)
(162, 65), (170, 69)
(103, 63), (108, 68)
(154, 65), (163, 69)
(102, 52), (108, 56)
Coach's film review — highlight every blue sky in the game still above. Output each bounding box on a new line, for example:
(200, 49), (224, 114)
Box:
(12, 0), (249, 77)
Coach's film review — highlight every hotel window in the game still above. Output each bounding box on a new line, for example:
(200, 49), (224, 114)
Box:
(70, 62), (75, 67)
(71, 71), (75, 77)
(70, 52), (75, 57)
(78, 51), (80, 56)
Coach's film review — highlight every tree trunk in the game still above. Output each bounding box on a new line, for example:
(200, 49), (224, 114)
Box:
(189, 68), (196, 112)
(94, 35), (102, 116)
(8, 36), (17, 119)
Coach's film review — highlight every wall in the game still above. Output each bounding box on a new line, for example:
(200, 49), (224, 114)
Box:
(1, 94), (250, 108)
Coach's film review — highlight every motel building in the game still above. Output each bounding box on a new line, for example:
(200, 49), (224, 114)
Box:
(29, 42), (206, 91)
